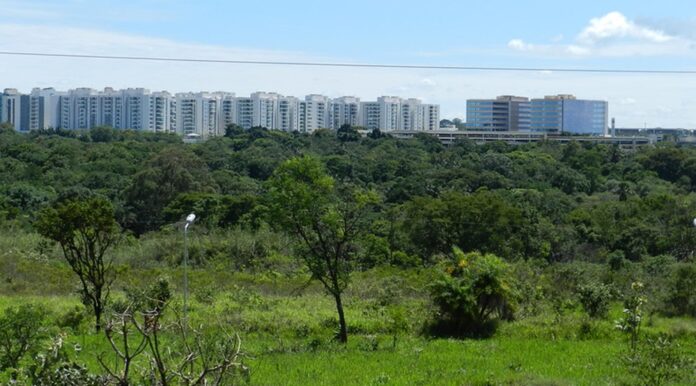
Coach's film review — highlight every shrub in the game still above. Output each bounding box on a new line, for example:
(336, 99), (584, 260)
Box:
(624, 334), (692, 386)
(429, 248), (517, 337)
(662, 264), (696, 317)
(55, 306), (88, 333)
(14, 334), (103, 386)
(577, 282), (612, 319)
(607, 250), (627, 271)
(0, 304), (50, 371)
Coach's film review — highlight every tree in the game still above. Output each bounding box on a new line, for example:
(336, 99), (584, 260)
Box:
(0, 304), (49, 372)
(266, 156), (377, 343)
(337, 124), (360, 142)
(35, 196), (119, 332)
(101, 278), (247, 385)
(224, 123), (245, 137)
(123, 147), (217, 234)
(401, 190), (528, 260)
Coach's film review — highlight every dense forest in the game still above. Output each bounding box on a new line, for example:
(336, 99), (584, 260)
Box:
(4, 123), (696, 264)
(1, 122), (695, 384)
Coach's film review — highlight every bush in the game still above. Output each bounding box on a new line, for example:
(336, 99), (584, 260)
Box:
(577, 282), (612, 319)
(429, 248), (517, 337)
(0, 304), (50, 371)
(662, 264), (696, 317)
(55, 306), (88, 332)
(624, 334), (693, 386)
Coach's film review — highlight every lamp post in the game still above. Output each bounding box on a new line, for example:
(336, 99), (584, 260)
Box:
(183, 213), (196, 322)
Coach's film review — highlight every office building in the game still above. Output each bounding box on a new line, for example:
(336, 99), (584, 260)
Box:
(530, 95), (608, 135)
(466, 96), (531, 131)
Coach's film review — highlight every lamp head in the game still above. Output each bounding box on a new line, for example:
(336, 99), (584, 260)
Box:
(186, 213), (196, 224)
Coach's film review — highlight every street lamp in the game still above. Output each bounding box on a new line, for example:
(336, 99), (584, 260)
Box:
(183, 213), (196, 322)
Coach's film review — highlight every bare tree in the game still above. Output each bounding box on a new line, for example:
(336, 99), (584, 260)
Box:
(100, 278), (247, 385)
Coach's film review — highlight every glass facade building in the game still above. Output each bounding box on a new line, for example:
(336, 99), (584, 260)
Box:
(466, 96), (530, 131)
(530, 95), (608, 135)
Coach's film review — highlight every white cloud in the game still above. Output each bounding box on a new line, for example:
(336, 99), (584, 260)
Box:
(420, 78), (436, 87)
(507, 39), (534, 51)
(578, 11), (673, 44)
(565, 45), (590, 56)
(507, 11), (691, 58)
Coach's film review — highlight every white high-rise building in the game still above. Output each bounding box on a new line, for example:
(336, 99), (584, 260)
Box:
(401, 98), (421, 131)
(252, 92), (280, 129)
(25, 88), (62, 131)
(174, 93), (199, 136)
(421, 104), (440, 131)
(149, 91), (172, 133)
(330, 96), (360, 129)
(235, 97), (254, 130)
(1, 87), (441, 134)
(173, 92), (222, 138)
(99, 87), (124, 129)
(60, 88), (100, 130)
(219, 93), (237, 130)
(360, 102), (381, 130)
(123, 88), (150, 131)
(300, 94), (330, 133)
(201, 93), (221, 137)
(277, 96), (300, 132)
(378, 96), (402, 131)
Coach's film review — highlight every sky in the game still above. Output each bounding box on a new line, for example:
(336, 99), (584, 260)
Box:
(1, 0), (696, 127)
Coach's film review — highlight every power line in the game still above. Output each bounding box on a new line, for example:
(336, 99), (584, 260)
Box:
(1, 50), (696, 75)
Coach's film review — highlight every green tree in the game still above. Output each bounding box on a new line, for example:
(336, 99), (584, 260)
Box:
(401, 190), (528, 260)
(0, 304), (49, 372)
(124, 147), (216, 234)
(224, 123), (245, 137)
(662, 264), (696, 317)
(266, 156), (377, 343)
(35, 196), (119, 332)
(336, 124), (360, 143)
(578, 282), (612, 319)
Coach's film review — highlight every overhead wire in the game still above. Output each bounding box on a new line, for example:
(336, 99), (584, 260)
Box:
(1, 51), (696, 74)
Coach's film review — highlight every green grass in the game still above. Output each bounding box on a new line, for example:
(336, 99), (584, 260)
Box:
(1, 229), (695, 385)
(250, 338), (625, 386)
(1, 288), (694, 385)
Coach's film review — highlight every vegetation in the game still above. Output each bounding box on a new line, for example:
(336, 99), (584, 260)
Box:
(0, 123), (695, 384)
(35, 195), (119, 332)
(430, 249), (517, 337)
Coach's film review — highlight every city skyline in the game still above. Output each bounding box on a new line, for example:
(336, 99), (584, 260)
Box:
(1, 1), (696, 128)
(0, 86), (440, 135)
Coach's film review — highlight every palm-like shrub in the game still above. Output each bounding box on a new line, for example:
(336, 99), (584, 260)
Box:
(430, 248), (518, 337)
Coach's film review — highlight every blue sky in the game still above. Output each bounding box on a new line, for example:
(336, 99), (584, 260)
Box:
(2, 0), (696, 126)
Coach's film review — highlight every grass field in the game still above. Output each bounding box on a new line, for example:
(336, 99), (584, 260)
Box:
(1, 284), (694, 385)
(1, 232), (695, 385)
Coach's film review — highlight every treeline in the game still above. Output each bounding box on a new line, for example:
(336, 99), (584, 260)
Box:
(3, 123), (696, 266)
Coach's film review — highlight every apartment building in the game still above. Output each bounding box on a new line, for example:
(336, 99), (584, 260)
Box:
(1, 87), (442, 135)
(277, 96), (300, 132)
(300, 94), (330, 133)
(330, 96), (360, 129)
